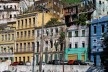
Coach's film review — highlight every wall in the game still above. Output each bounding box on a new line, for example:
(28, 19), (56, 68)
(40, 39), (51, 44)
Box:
(65, 48), (87, 61)
(90, 16), (108, 66)
(8, 65), (90, 72)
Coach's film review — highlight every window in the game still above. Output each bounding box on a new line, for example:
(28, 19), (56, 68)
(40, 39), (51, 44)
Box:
(82, 42), (85, 48)
(2, 35), (4, 41)
(18, 20), (20, 28)
(28, 42), (30, 50)
(101, 25), (104, 33)
(16, 44), (18, 52)
(10, 14), (12, 18)
(24, 43), (26, 51)
(37, 30), (39, 37)
(25, 19), (27, 27)
(20, 43), (22, 52)
(29, 18), (31, 25)
(12, 34), (14, 40)
(68, 31), (72, 37)
(21, 20), (23, 27)
(46, 29), (49, 36)
(8, 34), (10, 40)
(75, 31), (78, 37)
(50, 40), (53, 48)
(14, 5), (16, 10)
(32, 30), (34, 36)
(69, 43), (72, 48)
(51, 29), (53, 36)
(14, 14), (16, 18)
(99, 1), (101, 4)
(24, 31), (26, 37)
(15, 57), (17, 62)
(21, 32), (23, 37)
(19, 57), (21, 61)
(94, 26), (96, 34)
(33, 17), (35, 25)
(55, 28), (58, 33)
(28, 30), (30, 37)
(5, 35), (7, 40)
(17, 32), (19, 38)
(32, 42), (35, 51)
(75, 42), (78, 48)
(37, 41), (39, 52)
(27, 56), (30, 61)
(82, 30), (85, 36)
(23, 57), (25, 62)
(45, 41), (48, 45)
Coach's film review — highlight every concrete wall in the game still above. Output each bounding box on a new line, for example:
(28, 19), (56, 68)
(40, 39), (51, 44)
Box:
(8, 65), (90, 72)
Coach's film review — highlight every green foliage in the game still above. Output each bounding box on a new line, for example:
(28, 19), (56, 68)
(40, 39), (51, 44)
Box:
(77, 13), (87, 25)
(45, 18), (62, 27)
(59, 32), (65, 42)
(62, 0), (81, 4)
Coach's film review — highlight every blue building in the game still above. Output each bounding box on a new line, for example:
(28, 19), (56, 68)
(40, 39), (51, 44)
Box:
(90, 16), (108, 66)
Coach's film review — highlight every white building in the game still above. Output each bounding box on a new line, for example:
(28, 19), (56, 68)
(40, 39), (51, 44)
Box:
(35, 24), (66, 64)
(92, 0), (108, 19)
(66, 25), (89, 61)
(0, 0), (20, 24)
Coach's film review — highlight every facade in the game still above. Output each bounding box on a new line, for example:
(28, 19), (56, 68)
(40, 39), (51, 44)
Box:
(0, 0), (20, 24)
(34, 0), (64, 19)
(35, 24), (66, 64)
(0, 22), (16, 62)
(14, 12), (54, 62)
(65, 25), (89, 61)
(90, 16), (108, 66)
(92, 0), (108, 19)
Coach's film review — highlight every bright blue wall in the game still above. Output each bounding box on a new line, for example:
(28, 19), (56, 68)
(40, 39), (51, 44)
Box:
(90, 16), (108, 66)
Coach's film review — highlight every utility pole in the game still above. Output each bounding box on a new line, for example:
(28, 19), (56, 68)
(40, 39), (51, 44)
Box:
(39, 8), (44, 72)
(32, 43), (35, 72)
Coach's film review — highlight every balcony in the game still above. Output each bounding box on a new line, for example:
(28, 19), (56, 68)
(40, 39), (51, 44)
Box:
(0, 18), (16, 24)
(14, 48), (33, 54)
(16, 36), (35, 41)
(0, 52), (14, 57)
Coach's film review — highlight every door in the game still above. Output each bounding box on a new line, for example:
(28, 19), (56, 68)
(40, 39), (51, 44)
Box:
(68, 54), (77, 60)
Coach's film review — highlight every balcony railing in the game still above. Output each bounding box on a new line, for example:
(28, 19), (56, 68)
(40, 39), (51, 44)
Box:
(16, 36), (35, 41)
(14, 47), (34, 53)
(0, 18), (16, 24)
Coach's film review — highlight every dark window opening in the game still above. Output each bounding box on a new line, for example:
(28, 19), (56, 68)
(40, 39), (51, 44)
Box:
(82, 42), (85, 48)
(69, 44), (72, 48)
(50, 40), (53, 48)
(102, 25), (104, 33)
(75, 42), (78, 48)
(60, 43), (63, 51)
(94, 26), (96, 34)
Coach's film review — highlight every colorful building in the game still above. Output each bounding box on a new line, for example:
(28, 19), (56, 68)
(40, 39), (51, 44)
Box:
(65, 25), (89, 61)
(14, 12), (54, 62)
(35, 24), (66, 64)
(0, 22), (16, 62)
(90, 16), (108, 66)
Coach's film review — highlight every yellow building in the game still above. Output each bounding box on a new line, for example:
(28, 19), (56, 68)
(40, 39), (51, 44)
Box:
(0, 22), (16, 62)
(14, 12), (53, 62)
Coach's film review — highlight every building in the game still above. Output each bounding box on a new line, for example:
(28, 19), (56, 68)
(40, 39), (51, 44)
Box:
(0, 0), (20, 24)
(34, 0), (64, 19)
(65, 25), (89, 61)
(63, 0), (94, 61)
(35, 24), (66, 64)
(14, 11), (54, 62)
(90, 16), (108, 66)
(92, 0), (108, 19)
(0, 22), (16, 62)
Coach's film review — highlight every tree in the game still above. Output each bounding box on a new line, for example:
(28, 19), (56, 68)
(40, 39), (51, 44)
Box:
(45, 18), (62, 27)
